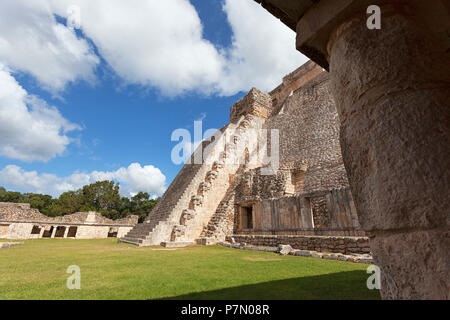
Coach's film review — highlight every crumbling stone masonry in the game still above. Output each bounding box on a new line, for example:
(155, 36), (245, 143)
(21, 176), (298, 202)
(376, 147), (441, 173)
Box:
(222, 236), (371, 256)
(121, 60), (369, 254)
(0, 202), (138, 240)
(253, 0), (449, 299)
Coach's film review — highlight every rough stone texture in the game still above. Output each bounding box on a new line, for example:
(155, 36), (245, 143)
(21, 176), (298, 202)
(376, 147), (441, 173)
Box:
(230, 88), (272, 122)
(218, 241), (373, 263)
(310, 195), (329, 228)
(255, 0), (450, 300)
(0, 203), (138, 240)
(327, 7), (450, 299)
(263, 71), (350, 195)
(278, 244), (293, 255)
(122, 112), (266, 246)
(226, 234), (370, 255)
(235, 168), (291, 202)
(270, 61), (324, 112)
(129, 61), (363, 260)
(235, 188), (363, 236)
(161, 241), (195, 248)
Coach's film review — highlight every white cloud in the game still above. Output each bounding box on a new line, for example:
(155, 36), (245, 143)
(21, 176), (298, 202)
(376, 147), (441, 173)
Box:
(219, 0), (308, 95)
(0, 0), (306, 96)
(48, 0), (223, 96)
(0, 64), (81, 162)
(0, 163), (166, 197)
(0, 0), (99, 93)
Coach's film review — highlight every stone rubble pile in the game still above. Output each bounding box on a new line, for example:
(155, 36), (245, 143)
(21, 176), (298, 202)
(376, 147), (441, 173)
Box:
(0, 241), (24, 249)
(218, 241), (373, 264)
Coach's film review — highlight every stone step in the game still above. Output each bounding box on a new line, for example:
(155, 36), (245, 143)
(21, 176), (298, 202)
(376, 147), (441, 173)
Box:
(121, 235), (149, 242)
(119, 238), (143, 246)
(196, 237), (216, 245)
(160, 241), (195, 248)
(125, 233), (145, 238)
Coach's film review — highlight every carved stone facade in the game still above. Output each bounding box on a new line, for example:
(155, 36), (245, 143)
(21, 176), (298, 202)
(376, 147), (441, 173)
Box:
(0, 202), (138, 240)
(254, 0), (449, 300)
(122, 61), (365, 255)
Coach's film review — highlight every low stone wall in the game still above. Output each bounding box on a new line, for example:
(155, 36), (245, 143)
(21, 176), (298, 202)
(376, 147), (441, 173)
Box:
(0, 203), (138, 240)
(1, 222), (134, 240)
(238, 228), (366, 237)
(218, 242), (373, 264)
(226, 234), (370, 254)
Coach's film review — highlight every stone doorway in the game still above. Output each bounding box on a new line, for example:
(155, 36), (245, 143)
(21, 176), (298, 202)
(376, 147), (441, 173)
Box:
(240, 205), (254, 229)
(67, 226), (78, 238)
(108, 227), (118, 238)
(42, 226), (53, 238)
(55, 226), (66, 238)
(31, 226), (41, 235)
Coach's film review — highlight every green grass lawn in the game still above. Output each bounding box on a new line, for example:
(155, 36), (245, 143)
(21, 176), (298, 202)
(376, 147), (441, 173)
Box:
(0, 239), (380, 300)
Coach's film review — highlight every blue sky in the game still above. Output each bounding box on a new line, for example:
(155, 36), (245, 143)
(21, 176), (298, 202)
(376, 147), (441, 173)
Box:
(0, 0), (307, 197)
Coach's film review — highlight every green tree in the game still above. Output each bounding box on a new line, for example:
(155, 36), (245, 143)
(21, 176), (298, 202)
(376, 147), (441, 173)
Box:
(21, 193), (54, 215)
(81, 181), (121, 216)
(131, 192), (158, 222)
(0, 190), (22, 203)
(119, 197), (132, 216)
(0, 183), (159, 221)
(48, 190), (84, 216)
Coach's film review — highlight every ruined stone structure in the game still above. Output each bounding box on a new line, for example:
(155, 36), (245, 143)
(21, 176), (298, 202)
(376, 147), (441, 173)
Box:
(121, 61), (370, 254)
(0, 202), (138, 240)
(253, 0), (449, 299)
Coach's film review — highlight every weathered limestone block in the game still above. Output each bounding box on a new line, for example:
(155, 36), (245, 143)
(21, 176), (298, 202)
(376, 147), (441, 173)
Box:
(293, 250), (311, 257)
(190, 195), (203, 207)
(328, 7), (450, 299)
(198, 182), (211, 195)
(205, 170), (218, 182)
(213, 160), (224, 171)
(239, 115), (256, 129)
(171, 224), (186, 241)
(370, 229), (449, 299)
(230, 88), (272, 122)
(278, 244), (293, 255)
(180, 209), (195, 225)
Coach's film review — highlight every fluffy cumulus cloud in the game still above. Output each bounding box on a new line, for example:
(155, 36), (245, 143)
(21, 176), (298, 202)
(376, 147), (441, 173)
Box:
(0, 0), (306, 96)
(0, 0), (99, 93)
(48, 0), (224, 96)
(0, 0), (306, 162)
(0, 163), (166, 197)
(219, 0), (308, 95)
(0, 64), (81, 162)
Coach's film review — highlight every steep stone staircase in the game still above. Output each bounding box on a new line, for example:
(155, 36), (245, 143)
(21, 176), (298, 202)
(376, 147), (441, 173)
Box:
(197, 166), (245, 244)
(120, 115), (264, 247)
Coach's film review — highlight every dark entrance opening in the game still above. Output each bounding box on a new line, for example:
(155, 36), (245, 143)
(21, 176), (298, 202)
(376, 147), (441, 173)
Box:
(42, 226), (53, 238)
(108, 227), (118, 238)
(31, 225), (41, 235)
(55, 226), (66, 238)
(67, 226), (78, 238)
(241, 206), (253, 229)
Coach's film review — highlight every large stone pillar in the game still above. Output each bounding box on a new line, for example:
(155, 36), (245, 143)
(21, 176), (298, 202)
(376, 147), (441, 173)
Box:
(325, 4), (449, 299)
(254, 0), (449, 299)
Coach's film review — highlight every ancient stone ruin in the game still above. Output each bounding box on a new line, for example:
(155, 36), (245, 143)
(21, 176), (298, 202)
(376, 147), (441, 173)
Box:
(0, 202), (138, 240)
(121, 61), (370, 255)
(251, 0), (449, 300)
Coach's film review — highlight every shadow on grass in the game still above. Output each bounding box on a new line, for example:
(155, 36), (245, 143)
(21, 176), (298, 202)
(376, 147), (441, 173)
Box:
(162, 271), (380, 300)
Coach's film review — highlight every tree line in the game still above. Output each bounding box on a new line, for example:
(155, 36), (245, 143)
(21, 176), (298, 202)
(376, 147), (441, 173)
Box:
(0, 181), (159, 223)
